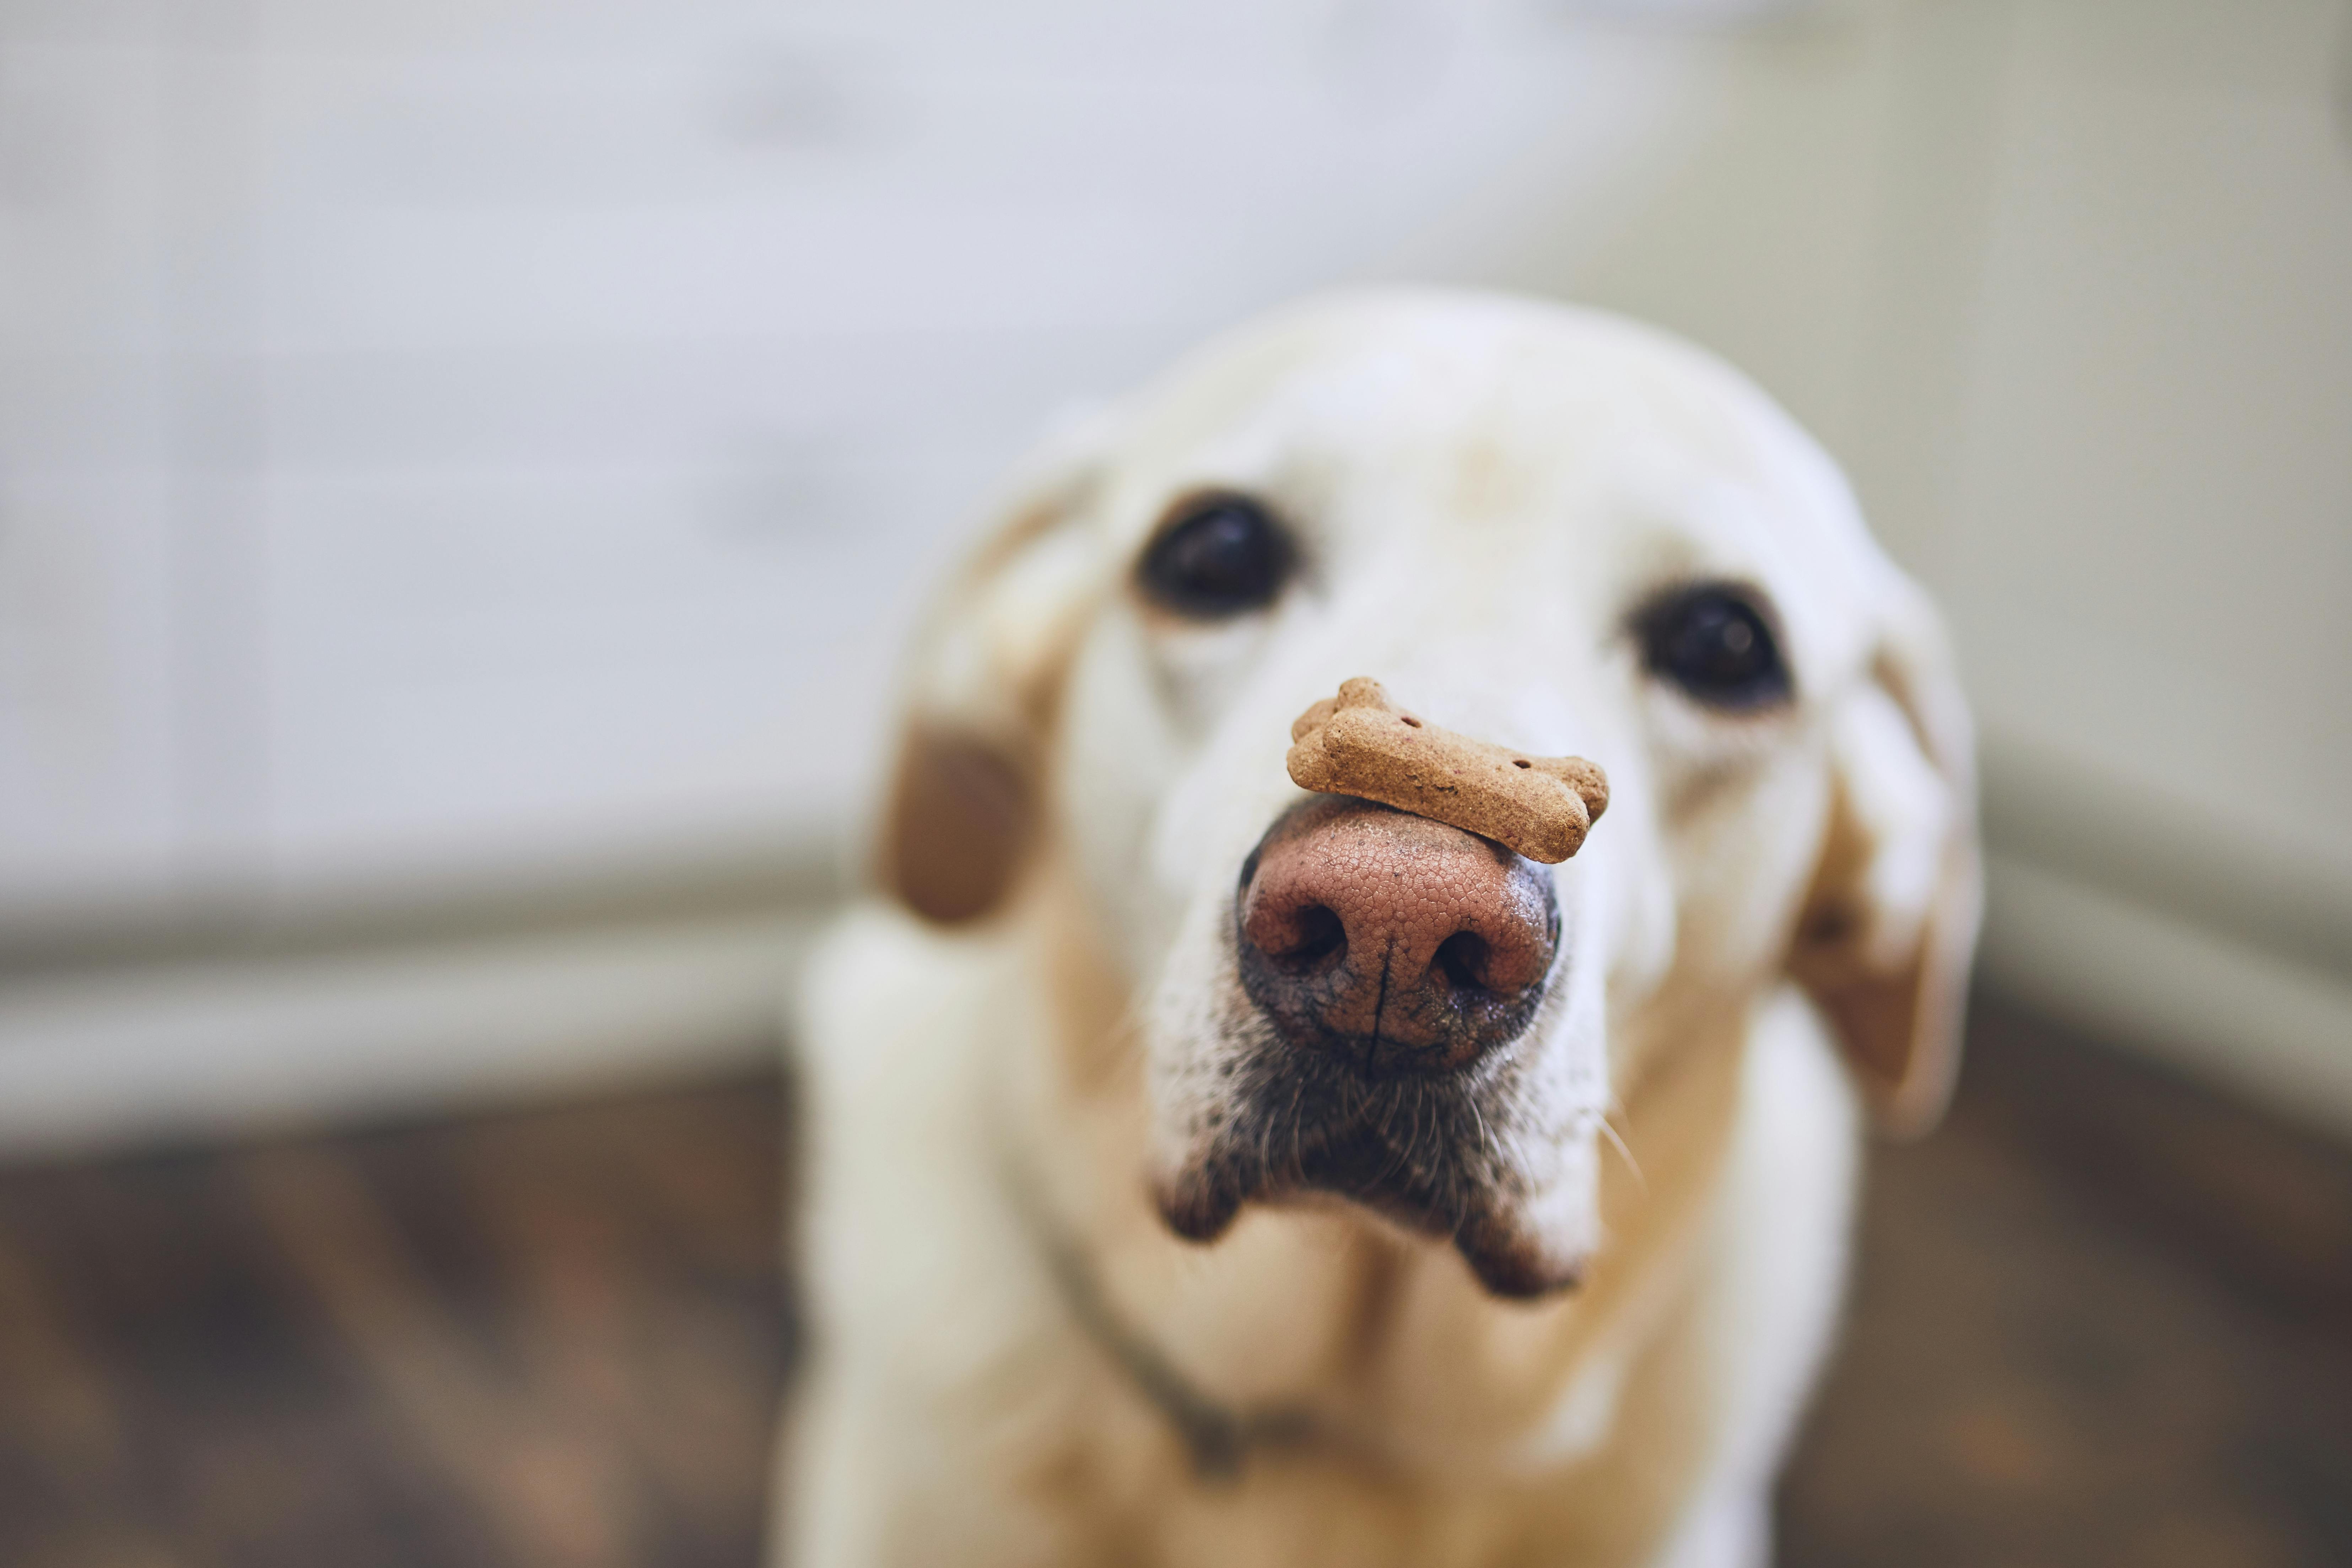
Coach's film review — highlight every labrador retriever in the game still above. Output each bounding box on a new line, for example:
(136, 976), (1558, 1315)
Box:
(776, 289), (1978, 1568)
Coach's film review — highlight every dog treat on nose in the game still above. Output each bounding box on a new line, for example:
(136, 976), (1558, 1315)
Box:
(1285, 678), (1609, 864)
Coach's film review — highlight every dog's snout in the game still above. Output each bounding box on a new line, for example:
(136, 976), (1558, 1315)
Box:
(1237, 795), (1559, 1074)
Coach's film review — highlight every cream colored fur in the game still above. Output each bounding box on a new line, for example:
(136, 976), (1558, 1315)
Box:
(773, 291), (1978, 1568)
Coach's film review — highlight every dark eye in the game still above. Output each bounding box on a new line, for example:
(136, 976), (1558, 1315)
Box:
(1636, 583), (1791, 710)
(1136, 492), (1297, 619)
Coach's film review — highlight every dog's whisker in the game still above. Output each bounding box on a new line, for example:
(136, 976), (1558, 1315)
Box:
(1285, 1077), (1308, 1182)
(1465, 1095), (1501, 1174)
(1598, 1112), (1646, 1197)
(1366, 1082), (1417, 1193)
(1401, 1081), (1434, 1192)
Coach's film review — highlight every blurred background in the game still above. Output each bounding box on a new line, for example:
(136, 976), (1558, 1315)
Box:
(0, 0), (2347, 1563)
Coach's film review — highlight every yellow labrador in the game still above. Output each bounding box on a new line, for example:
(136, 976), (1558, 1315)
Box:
(777, 290), (1978, 1568)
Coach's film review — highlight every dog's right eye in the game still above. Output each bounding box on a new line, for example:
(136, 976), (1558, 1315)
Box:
(1136, 493), (1297, 619)
(1635, 582), (1792, 711)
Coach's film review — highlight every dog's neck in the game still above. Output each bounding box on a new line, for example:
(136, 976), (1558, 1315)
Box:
(997, 1137), (1324, 1481)
(990, 876), (1395, 1475)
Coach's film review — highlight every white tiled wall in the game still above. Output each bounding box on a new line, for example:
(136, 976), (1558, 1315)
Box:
(1, 0), (1730, 922)
(1929, 0), (2352, 847)
(6, 0), (2349, 977)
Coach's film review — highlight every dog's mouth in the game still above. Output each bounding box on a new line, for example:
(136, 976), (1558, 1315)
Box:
(1154, 1045), (1582, 1297)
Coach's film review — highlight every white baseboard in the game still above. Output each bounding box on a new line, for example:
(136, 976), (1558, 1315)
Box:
(4, 840), (2345, 1159)
(0, 909), (819, 1157)
(1979, 851), (2352, 1143)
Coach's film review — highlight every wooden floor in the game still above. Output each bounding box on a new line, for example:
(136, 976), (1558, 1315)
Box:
(0, 993), (2346, 1566)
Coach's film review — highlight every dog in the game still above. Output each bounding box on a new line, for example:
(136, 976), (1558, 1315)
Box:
(775, 289), (1979, 1568)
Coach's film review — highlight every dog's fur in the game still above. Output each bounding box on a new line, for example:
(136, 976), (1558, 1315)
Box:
(776, 291), (1979, 1568)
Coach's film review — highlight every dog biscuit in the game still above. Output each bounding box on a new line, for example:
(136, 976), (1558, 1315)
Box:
(1285, 678), (1608, 863)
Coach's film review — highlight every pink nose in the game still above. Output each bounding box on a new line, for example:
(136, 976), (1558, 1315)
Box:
(1236, 796), (1560, 1074)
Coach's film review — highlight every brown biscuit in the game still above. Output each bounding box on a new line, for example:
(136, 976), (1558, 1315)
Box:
(1285, 678), (1609, 864)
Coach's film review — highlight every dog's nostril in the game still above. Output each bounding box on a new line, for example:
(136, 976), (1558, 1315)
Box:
(1265, 904), (1346, 971)
(1434, 930), (1493, 993)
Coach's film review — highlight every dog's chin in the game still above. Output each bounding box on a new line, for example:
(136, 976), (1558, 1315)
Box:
(1153, 1047), (1588, 1300)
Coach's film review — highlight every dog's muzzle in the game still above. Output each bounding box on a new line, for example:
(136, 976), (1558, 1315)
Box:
(1155, 794), (1581, 1298)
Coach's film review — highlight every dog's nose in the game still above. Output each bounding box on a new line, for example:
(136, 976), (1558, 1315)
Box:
(1236, 795), (1560, 1074)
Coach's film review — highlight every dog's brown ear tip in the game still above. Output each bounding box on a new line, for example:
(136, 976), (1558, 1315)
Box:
(883, 722), (1034, 925)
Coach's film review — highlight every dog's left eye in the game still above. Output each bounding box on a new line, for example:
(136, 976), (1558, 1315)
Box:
(1136, 493), (1298, 619)
(1637, 583), (1792, 710)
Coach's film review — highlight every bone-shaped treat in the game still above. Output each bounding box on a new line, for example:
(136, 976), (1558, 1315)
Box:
(1285, 678), (1609, 864)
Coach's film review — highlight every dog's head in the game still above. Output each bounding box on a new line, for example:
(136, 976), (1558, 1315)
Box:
(877, 291), (1977, 1299)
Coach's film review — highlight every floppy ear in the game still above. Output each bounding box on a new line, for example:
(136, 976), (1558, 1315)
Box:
(1789, 576), (1982, 1136)
(876, 433), (1111, 925)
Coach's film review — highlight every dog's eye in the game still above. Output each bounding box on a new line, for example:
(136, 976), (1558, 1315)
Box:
(1637, 584), (1791, 710)
(1136, 493), (1297, 619)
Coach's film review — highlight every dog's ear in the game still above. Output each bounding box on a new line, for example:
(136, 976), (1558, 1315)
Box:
(877, 429), (1111, 925)
(1789, 574), (1982, 1136)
